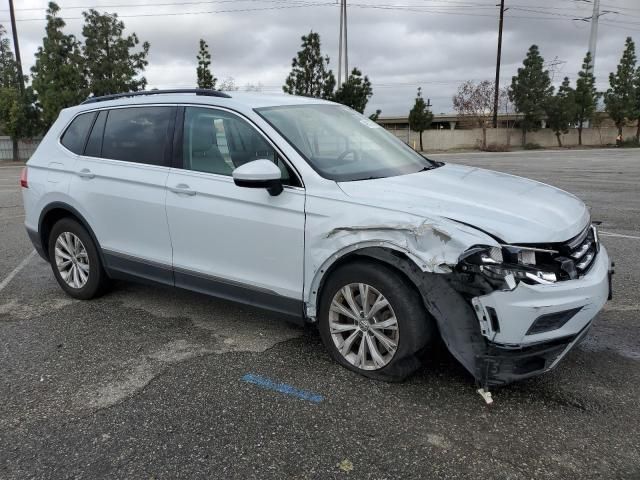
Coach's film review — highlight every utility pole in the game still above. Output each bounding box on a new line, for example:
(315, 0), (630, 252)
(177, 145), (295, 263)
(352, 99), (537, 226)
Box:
(587, 0), (600, 73)
(337, 0), (349, 87)
(492, 0), (505, 129)
(8, 0), (25, 94)
(343, 0), (348, 83)
(338, 0), (343, 88)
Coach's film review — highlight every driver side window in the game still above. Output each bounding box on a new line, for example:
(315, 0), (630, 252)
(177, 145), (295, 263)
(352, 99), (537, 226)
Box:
(182, 107), (299, 186)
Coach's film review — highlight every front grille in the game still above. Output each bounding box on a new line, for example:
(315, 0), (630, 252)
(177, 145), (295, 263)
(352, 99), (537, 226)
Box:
(557, 225), (599, 277)
(510, 224), (599, 281)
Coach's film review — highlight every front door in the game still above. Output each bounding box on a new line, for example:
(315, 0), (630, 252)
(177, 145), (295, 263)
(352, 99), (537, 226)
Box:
(165, 106), (306, 317)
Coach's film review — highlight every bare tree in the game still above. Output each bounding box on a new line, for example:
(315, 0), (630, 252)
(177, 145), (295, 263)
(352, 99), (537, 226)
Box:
(499, 86), (516, 147)
(245, 82), (263, 92)
(452, 80), (494, 149)
(218, 77), (238, 91)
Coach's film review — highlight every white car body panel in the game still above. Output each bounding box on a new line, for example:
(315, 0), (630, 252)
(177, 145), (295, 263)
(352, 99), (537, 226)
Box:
(472, 245), (610, 345)
(21, 91), (613, 386)
(337, 163), (590, 244)
(165, 168), (305, 300)
(69, 157), (173, 266)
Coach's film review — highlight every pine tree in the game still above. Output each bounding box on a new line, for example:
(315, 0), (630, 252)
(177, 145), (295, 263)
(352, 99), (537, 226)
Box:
(333, 68), (373, 113)
(544, 77), (576, 147)
(196, 39), (216, 89)
(31, 2), (87, 128)
(408, 87), (433, 151)
(509, 45), (553, 144)
(0, 26), (17, 88)
(82, 9), (150, 97)
(574, 52), (599, 145)
(283, 31), (335, 99)
(604, 37), (637, 137)
(0, 26), (40, 159)
(369, 109), (382, 122)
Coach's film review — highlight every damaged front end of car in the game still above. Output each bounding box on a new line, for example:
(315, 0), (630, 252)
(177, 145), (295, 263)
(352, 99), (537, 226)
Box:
(305, 203), (613, 389)
(433, 222), (613, 387)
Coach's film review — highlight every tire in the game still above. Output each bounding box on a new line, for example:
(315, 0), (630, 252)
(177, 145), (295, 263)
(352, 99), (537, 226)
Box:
(48, 217), (109, 300)
(318, 261), (435, 382)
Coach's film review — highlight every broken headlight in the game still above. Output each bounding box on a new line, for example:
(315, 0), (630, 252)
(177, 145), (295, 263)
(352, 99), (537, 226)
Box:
(458, 245), (557, 289)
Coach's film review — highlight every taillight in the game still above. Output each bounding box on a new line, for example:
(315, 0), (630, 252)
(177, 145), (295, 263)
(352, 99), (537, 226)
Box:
(20, 167), (28, 188)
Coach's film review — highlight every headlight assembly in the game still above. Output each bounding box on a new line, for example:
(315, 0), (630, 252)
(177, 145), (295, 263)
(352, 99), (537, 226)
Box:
(458, 245), (558, 289)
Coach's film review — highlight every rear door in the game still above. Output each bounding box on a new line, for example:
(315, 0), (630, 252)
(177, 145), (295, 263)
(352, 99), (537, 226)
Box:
(165, 106), (305, 317)
(68, 105), (177, 284)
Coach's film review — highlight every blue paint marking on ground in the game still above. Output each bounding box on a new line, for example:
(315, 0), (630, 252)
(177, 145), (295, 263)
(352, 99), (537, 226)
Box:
(241, 373), (324, 404)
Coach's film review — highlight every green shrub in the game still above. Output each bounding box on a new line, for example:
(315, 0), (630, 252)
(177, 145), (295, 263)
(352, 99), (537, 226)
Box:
(523, 142), (542, 150)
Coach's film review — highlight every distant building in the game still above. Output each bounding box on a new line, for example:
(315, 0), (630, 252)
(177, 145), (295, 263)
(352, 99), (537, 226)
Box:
(376, 111), (620, 143)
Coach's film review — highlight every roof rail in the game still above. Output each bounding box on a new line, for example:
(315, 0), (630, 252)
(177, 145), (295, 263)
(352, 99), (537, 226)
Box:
(81, 88), (232, 104)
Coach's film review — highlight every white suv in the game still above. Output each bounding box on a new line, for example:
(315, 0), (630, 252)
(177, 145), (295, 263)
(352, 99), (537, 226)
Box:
(21, 89), (613, 387)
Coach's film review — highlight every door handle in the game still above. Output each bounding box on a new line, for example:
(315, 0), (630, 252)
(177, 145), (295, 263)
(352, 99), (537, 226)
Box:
(169, 184), (196, 196)
(77, 168), (95, 179)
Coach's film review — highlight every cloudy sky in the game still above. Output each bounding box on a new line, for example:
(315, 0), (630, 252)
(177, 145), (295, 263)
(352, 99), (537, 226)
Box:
(4, 0), (640, 115)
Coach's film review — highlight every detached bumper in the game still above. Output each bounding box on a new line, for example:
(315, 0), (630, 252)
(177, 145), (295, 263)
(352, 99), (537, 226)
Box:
(477, 321), (593, 385)
(471, 245), (611, 385)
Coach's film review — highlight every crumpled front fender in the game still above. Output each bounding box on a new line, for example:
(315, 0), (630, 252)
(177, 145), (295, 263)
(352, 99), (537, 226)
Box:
(303, 195), (497, 320)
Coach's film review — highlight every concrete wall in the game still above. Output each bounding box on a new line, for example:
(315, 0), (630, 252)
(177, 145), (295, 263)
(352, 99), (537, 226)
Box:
(389, 127), (638, 151)
(0, 136), (41, 161)
(0, 126), (636, 162)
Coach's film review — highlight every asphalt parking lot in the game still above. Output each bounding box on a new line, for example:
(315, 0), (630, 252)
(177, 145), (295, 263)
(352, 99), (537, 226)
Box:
(1, 148), (639, 479)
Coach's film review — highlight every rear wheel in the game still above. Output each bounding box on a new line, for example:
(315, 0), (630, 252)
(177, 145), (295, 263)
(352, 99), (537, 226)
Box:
(318, 261), (434, 381)
(48, 218), (109, 300)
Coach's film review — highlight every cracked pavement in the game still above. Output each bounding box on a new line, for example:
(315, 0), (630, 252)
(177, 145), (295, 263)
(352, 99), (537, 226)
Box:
(1, 150), (639, 479)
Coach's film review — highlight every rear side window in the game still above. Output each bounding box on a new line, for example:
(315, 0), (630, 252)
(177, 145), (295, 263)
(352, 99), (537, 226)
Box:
(102, 107), (174, 166)
(84, 110), (108, 157)
(60, 112), (96, 154)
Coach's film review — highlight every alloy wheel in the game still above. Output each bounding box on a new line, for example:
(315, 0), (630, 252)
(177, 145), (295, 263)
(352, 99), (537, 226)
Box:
(54, 232), (90, 289)
(329, 283), (399, 370)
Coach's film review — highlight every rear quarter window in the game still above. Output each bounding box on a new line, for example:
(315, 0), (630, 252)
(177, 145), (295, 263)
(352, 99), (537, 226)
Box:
(84, 110), (108, 157)
(101, 107), (174, 166)
(60, 112), (97, 154)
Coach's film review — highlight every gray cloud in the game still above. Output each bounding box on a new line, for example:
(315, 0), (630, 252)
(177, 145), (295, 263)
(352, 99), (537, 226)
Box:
(6, 0), (640, 115)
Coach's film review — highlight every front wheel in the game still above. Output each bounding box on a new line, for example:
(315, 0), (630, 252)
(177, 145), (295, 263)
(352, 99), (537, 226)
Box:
(318, 261), (434, 381)
(48, 218), (109, 300)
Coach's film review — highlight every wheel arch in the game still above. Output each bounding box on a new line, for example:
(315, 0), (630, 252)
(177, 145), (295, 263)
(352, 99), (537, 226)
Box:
(307, 243), (433, 322)
(38, 202), (104, 263)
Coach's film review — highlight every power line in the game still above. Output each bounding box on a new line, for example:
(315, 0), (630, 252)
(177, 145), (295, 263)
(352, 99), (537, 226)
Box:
(0, 2), (336, 21)
(2, 0), (639, 30)
(0, 0), (318, 12)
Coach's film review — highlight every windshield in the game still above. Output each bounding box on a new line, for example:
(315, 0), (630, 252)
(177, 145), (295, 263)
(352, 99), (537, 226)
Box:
(256, 104), (439, 182)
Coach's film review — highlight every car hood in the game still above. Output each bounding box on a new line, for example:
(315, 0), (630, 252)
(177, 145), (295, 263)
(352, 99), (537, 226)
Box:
(337, 163), (590, 244)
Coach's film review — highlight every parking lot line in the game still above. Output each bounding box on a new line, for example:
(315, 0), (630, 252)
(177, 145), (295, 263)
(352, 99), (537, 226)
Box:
(241, 373), (324, 403)
(0, 250), (36, 292)
(600, 231), (640, 240)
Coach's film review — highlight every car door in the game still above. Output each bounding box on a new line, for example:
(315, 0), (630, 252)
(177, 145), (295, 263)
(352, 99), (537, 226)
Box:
(165, 106), (305, 317)
(68, 105), (176, 284)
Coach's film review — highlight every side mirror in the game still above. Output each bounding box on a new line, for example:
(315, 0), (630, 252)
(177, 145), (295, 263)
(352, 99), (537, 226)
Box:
(232, 159), (283, 196)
